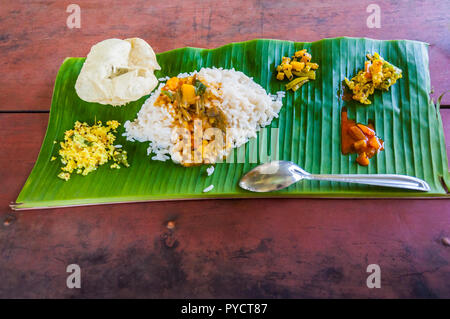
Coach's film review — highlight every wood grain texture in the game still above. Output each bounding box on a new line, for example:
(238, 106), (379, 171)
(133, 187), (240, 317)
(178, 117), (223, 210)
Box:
(0, 0), (449, 110)
(0, 112), (449, 298)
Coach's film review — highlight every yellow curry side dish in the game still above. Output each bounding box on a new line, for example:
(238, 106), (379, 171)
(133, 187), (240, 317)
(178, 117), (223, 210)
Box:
(56, 120), (129, 181)
(275, 49), (319, 91)
(344, 53), (402, 105)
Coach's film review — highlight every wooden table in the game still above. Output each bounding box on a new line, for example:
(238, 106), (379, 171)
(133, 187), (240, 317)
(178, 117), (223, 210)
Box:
(1, 0), (449, 298)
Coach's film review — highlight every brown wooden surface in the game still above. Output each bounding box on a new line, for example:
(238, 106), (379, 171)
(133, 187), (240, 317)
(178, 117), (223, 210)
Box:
(1, 0), (450, 299)
(0, 111), (449, 298)
(0, 0), (449, 110)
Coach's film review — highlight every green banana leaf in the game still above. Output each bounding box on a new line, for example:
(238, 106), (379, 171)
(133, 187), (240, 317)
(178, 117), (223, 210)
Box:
(13, 37), (450, 209)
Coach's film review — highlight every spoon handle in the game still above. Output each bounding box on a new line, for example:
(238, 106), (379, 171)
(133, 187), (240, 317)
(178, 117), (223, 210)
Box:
(306, 173), (430, 192)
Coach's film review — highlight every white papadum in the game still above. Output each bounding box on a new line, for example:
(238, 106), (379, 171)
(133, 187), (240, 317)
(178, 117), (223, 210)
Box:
(75, 38), (160, 106)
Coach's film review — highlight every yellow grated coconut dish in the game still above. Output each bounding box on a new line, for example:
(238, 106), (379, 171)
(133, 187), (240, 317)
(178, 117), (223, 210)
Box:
(56, 120), (129, 181)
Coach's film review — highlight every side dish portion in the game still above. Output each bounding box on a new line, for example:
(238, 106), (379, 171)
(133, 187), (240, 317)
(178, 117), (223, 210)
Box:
(55, 120), (129, 181)
(345, 53), (402, 104)
(341, 108), (384, 166)
(75, 38), (160, 106)
(275, 49), (319, 91)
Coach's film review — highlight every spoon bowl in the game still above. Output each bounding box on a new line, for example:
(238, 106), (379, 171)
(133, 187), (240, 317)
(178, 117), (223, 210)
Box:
(239, 161), (306, 192)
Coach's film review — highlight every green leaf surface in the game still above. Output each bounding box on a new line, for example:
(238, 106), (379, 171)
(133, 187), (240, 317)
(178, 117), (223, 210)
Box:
(14, 38), (450, 209)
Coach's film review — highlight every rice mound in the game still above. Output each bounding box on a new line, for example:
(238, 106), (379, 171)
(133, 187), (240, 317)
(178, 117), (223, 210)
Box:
(124, 67), (284, 164)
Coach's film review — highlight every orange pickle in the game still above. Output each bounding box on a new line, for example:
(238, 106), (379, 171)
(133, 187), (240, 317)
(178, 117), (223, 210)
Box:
(348, 126), (367, 141)
(356, 152), (370, 166)
(341, 107), (384, 166)
(353, 139), (367, 151)
(357, 123), (375, 136)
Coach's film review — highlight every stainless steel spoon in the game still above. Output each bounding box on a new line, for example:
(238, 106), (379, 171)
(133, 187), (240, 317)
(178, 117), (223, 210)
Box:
(239, 160), (430, 192)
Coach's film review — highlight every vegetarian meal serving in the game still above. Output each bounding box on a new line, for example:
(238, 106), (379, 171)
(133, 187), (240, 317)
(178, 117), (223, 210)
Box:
(56, 38), (401, 177)
(15, 36), (449, 209)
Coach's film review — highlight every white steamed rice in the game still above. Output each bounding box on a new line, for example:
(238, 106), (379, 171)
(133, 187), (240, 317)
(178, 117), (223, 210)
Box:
(124, 67), (284, 164)
(203, 184), (214, 193)
(206, 165), (215, 176)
